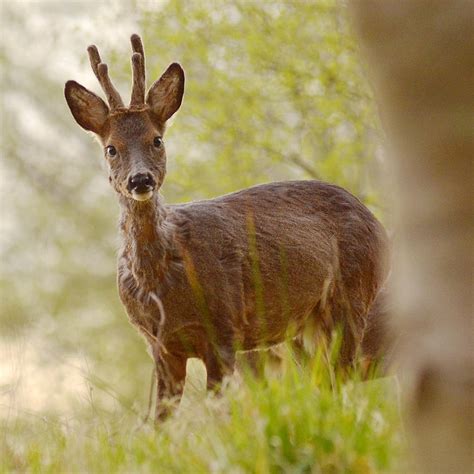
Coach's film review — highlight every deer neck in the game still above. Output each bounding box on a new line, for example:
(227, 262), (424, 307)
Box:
(119, 193), (174, 290)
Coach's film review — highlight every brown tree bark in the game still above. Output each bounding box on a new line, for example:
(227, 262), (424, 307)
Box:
(350, 1), (474, 472)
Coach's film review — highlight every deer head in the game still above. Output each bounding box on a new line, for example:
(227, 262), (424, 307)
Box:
(65, 34), (184, 201)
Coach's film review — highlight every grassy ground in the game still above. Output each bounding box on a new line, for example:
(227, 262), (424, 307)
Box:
(1, 345), (405, 473)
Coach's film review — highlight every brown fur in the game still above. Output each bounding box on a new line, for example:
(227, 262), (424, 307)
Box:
(65, 35), (390, 420)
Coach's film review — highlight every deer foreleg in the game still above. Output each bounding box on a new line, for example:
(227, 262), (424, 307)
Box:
(154, 349), (187, 422)
(205, 344), (236, 392)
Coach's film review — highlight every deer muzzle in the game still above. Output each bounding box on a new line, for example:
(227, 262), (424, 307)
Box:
(127, 172), (156, 201)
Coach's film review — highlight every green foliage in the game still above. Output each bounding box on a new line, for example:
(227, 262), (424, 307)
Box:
(141, 0), (380, 202)
(2, 354), (404, 473)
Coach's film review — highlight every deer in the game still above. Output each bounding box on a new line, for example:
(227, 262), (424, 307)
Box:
(64, 34), (389, 420)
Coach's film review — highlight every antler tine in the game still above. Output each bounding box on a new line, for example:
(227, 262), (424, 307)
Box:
(87, 44), (124, 110)
(87, 45), (101, 80)
(130, 34), (146, 106)
(130, 34), (145, 71)
(97, 63), (125, 110)
(130, 53), (146, 106)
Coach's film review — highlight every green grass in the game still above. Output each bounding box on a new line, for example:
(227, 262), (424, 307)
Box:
(1, 345), (405, 473)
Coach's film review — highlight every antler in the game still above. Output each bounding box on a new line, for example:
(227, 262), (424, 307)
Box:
(86, 34), (147, 111)
(130, 34), (146, 107)
(87, 44), (124, 111)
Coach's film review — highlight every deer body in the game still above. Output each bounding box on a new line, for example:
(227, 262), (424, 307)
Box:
(65, 35), (388, 420)
(118, 179), (387, 414)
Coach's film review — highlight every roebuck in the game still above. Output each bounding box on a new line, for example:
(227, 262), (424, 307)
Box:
(65, 34), (389, 420)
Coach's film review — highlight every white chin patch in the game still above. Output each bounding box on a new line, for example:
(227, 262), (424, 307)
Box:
(132, 190), (154, 201)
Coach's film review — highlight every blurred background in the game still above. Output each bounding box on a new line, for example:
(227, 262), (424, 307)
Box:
(0, 0), (385, 417)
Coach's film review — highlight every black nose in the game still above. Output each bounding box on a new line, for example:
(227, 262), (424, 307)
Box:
(127, 173), (156, 193)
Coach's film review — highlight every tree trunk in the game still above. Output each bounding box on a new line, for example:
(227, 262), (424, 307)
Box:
(350, 1), (474, 472)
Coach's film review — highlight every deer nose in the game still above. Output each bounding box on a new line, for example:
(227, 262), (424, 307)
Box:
(127, 172), (156, 194)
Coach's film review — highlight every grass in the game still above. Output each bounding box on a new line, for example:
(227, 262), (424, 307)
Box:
(1, 343), (405, 473)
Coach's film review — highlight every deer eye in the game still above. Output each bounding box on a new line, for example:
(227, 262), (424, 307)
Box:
(106, 145), (117, 157)
(153, 136), (163, 148)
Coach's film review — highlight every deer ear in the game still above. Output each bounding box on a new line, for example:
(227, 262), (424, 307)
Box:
(146, 63), (185, 122)
(64, 80), (109, 134)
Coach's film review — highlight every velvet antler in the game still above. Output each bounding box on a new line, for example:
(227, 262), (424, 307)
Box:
(130, 34), (146, 107)
(87, 44), (124, 110)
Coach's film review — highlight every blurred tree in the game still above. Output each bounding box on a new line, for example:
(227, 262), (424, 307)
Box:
(0, 0), (382, 412)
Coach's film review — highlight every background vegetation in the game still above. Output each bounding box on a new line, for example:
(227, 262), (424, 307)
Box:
(1, 1), (401, 472)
